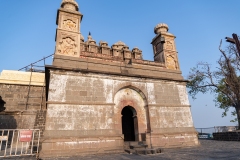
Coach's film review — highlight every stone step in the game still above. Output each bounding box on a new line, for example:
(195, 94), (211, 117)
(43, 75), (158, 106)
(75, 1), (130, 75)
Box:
(124, 141), (146, 146)
(130, 144), (148, 149)
(124, 141), (163, 155)
(125, 148), (163, 155)
(124, 141), (147, 149)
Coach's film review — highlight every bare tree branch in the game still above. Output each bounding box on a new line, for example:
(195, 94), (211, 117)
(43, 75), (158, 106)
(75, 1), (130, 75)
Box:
(187, 41), (240, 128)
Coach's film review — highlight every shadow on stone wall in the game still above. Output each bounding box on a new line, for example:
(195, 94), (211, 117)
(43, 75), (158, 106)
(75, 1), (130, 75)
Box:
(0, 115), (17, 129)
(0, 96), (17, 151)
(0, 96), (17, 129)
(0, 96), (6, 112)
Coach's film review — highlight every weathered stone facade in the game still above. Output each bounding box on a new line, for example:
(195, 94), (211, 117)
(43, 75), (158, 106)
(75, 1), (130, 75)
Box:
(41, 70), (197, 156)
(0, 0), (198, 158)
(40, 0), (198, 157)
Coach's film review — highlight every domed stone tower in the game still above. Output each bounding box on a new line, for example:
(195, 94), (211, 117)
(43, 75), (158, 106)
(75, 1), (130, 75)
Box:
(54, 0), (83, 58)
(61, 0), (79, 11)
(151, 23), (180, 70)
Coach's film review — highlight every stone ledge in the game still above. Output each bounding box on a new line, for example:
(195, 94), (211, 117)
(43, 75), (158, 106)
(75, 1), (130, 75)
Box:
(40, 146), (124, 158)
(46, 102), (191, 107)
(42, 135), (124, 143)
(43, 130), (121, 138)
(53, 54), (180, 73)
(151, 127), (197, 134)
(47, 101), (115, 105)
(0, 70), (45, 86)
(148, 104), (191, 107)
(0, 110), (38, 115)
(46, 64), (186, 82)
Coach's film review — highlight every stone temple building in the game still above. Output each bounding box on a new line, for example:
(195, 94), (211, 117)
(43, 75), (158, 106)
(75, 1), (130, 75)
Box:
(0, 0), (198, 157)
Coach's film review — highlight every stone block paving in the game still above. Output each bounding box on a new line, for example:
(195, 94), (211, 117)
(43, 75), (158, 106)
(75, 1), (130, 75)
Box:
(3, 140), (240, 160)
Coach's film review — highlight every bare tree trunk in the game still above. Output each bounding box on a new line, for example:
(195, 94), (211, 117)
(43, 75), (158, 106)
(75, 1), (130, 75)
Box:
(236, 107), (240, 130)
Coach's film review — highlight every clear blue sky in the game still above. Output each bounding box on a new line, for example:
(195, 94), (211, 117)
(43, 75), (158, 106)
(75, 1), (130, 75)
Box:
(0, 0), (239, 128)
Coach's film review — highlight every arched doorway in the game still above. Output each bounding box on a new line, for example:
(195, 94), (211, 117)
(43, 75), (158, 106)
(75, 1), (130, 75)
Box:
(121, 106), (138, 141)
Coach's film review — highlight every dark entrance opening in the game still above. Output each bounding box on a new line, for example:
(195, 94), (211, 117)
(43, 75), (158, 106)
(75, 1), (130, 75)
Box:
(121, 106), (137, 141)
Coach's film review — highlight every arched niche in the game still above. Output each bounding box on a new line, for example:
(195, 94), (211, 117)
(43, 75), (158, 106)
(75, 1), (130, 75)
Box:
(113, 87), (150, 141)
(113, 84), (148, 102)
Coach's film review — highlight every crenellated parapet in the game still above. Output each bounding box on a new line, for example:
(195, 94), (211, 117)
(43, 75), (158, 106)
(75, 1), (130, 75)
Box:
(79, 38), (144, 62)
(53, 0), (180, 70)
(132, 47), (143, 60)
(99, 41), (111, 55)
(85, 33), (98, 53)
(111, 41), (125, 58)
(122, 45), (132, 61)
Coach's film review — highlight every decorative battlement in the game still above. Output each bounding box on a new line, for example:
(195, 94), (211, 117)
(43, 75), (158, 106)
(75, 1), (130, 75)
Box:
(54, 0), (181, 71)
(80, 51), (164, 68)
(80, 35), (143, 62)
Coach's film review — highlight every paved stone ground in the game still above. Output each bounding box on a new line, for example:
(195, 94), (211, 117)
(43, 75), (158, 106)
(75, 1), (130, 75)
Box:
(3, 140), (240, 160)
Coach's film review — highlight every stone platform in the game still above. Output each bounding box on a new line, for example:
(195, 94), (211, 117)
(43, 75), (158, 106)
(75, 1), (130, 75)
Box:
(4, 140), (240, 159)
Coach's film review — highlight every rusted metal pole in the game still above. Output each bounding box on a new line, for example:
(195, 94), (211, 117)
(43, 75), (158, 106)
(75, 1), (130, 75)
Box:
(25, 64), (33, 110)
(18, 54), (53, 71)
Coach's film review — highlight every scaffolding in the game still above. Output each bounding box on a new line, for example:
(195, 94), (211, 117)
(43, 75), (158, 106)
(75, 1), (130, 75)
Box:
(18, 54), (53, 111)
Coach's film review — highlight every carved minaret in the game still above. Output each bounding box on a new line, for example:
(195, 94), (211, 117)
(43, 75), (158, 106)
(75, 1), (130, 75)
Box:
(54, 0), (83, 57)
(151, 23), (180, 70)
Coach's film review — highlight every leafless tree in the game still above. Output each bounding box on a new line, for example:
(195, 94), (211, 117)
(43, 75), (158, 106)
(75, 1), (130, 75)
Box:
(187, 41), (240, 129)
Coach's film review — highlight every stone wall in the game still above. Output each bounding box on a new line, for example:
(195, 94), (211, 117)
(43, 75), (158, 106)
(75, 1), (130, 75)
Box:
(0, 70), (46, 132)
(0, 84), (45, 112)
(41, 69), (198, 157)
(0, 83), (46, 130)
(0, 112), (36, 129)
